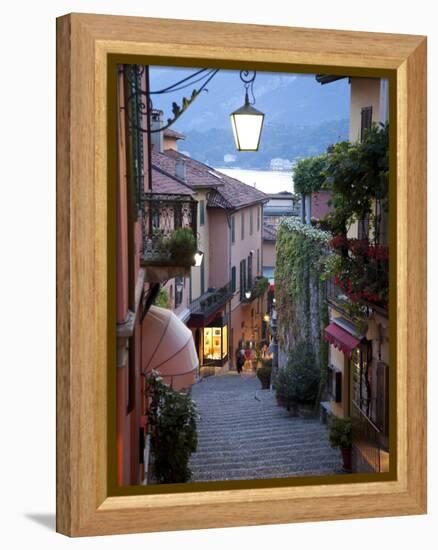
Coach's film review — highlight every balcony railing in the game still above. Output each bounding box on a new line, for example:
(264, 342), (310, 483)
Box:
(326, 277), (371, 327)
(351, 402), (388, 473)
(189, 282), (234, 319)
(140, 192), (198, 267)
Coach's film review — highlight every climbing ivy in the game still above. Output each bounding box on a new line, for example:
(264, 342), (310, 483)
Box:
(276, 218), (330, 408)
(293, 154), (328, 195)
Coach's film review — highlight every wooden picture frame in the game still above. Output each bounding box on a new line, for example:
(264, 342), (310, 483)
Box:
(56, 13), (427, 537)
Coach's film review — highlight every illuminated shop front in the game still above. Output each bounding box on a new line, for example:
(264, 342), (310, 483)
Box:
(202, 323), (228, 366)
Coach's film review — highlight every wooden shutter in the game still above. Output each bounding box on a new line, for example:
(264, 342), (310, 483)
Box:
(334, 371), (342, 403)
(360, 106), (373, 141)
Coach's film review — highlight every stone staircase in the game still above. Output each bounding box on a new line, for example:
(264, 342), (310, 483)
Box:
(188, 373), (341, 482)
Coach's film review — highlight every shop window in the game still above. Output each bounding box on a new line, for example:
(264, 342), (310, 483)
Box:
(203, 325), (228, 364)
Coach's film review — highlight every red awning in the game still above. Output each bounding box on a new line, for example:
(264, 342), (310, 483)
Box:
(324, 322), (361, 357)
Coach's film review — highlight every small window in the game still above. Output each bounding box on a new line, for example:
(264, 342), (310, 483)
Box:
(358, 216), (369, 240)
(241, 211), (245, 240)
(175, 276), (184, 308)
(360, 106), (373, 141)
(231, 266), (236, 292)
(247, 254), (253, 288)
(199, 200), (205, 226)
(231, 215), (235, 244)
(239, 259), (246, 300)
(327, 366), (342, 403)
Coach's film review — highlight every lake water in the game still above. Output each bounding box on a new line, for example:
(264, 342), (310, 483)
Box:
(214, 167), (295, 195)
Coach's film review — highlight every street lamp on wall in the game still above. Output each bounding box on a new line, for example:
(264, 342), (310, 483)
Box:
(176, 278), (184, 293)
(230, 71), (265, 152)
(245, 289), (252, 300)
(194, 250), (204, 267)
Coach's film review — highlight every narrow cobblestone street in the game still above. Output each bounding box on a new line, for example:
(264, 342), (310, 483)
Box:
(189, 373), (341, 482)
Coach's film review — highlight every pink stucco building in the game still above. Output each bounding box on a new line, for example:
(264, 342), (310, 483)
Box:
(150, 124), (268, 374)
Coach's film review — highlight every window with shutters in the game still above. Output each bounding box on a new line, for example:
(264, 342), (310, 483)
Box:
(239, 259), (246, 300)
(241, 211), (245, 240)
(327, 366), (342, 403)
(360, 106), (373, 141)
(231, 215), (235, 244)
(357, 216), (370, 240)
(248, 254), (253, 288)
(231, 266), (236, 292)
(250, 208), (253, 235)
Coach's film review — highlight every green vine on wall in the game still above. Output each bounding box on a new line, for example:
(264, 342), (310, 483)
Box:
(276, 218), (330, 406)
(293, 154), (328, 195)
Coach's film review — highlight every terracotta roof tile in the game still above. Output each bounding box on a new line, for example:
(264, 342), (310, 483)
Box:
(163, 128), (185, 140)
(151, 166), (195, 196)
(152, 149), (267, 210)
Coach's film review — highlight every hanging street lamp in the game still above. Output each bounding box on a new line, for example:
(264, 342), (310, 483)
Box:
(230, 70), (265, 152)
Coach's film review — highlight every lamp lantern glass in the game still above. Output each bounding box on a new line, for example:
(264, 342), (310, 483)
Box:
(230, 98), (264, 152)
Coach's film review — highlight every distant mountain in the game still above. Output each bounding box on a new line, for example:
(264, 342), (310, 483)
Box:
(179, 119), (348, 170)
(150, 67), (349, 130)
(149, 67), (350, 169)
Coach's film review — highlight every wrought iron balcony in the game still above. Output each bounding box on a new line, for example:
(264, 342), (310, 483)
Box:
(326, 277), (371, 329)
(140, 192), (198, 268)
(189, 282), (233, 324)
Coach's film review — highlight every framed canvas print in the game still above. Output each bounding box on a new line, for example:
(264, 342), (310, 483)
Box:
(56, 13), (427, 537)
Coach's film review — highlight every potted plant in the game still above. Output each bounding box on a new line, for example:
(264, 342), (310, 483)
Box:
(273, 367), (290, 408)
(254, 343), (263, 369)
(329, 416), (352, 472)
(167, 227), (197, 267)
(256, 363), (272, 390)
(146, 370), (198, 483)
